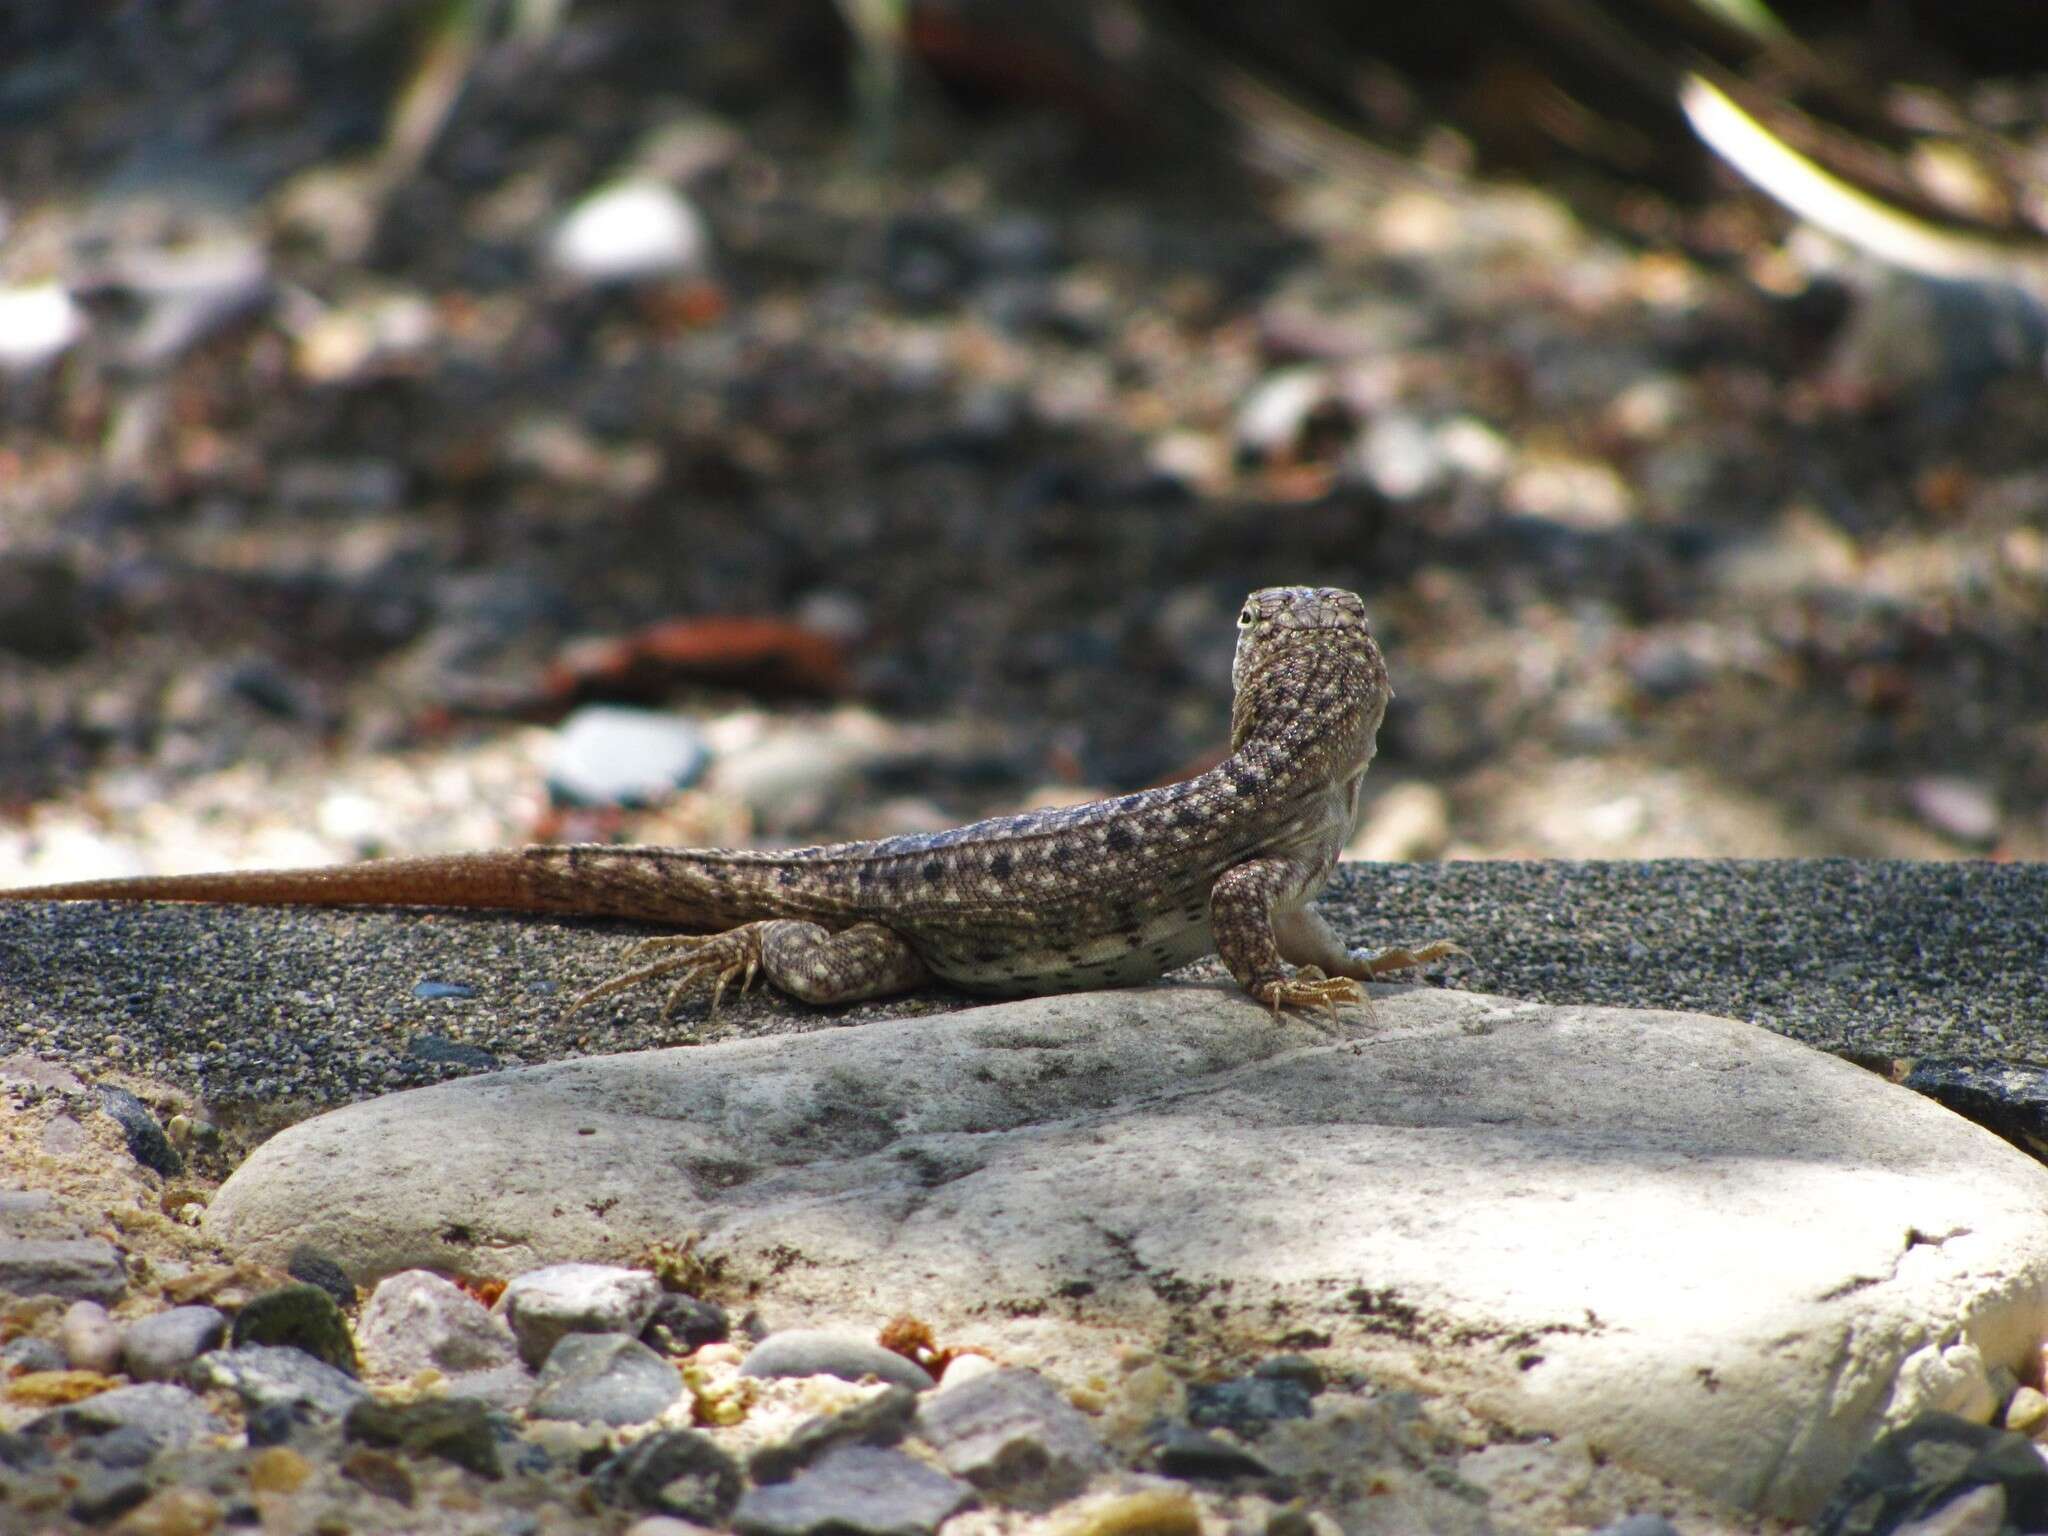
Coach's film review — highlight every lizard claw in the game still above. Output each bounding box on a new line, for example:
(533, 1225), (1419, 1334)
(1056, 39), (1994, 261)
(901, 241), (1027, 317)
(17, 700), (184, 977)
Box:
(1256, 967), (1368, 1019)
(571, 929), (768, 1018)
(1350, 939), (1467, 976)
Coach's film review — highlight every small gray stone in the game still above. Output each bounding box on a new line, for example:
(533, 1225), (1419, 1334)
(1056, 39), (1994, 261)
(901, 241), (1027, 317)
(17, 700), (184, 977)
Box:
(749, 1386), (917, 1483)
(732, 1446), (975, 1536)
(739, 1330), (934, 1392)
(60, 1299), (124, 1373)
(0, 1237), (126, 1302)
(28, 1383), (226, 1453)
(442, 1362), (539, 1413)
(359, 1270), (518, 1377)
(913, 1367), (1106, 1508)
(1590, 1519), (1682, 1536)
(188, 1344), (368, 1417)
(499, 1262), (664, 1369)
(121, 1305), (227, 1383)
(530, 1333), (681, 1427)
(96, 1085), (182, 1176)
(595, 1428), (743, 1520)
(1, 1336), (65, 1374)
(645, 1292), (728, 1354)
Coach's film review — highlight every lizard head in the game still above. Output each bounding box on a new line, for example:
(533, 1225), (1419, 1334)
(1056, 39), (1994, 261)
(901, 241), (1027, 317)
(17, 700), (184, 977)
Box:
(1231, 586), (1376, 687)
(1228, 586), (1391, 760)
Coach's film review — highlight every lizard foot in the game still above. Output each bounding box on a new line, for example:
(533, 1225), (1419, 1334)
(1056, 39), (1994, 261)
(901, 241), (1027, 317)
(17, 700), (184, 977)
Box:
(1349, 939), (1467, 977)
(571, 929), (765, 1018)
(1257, 965), (1368, 1020)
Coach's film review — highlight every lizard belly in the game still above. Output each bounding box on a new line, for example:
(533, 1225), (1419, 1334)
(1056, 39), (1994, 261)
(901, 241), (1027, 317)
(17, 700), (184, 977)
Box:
(925, 909), (1216, 997)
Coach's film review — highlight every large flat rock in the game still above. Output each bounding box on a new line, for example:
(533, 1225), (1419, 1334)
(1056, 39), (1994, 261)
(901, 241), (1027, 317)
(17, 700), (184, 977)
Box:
(204, 983), (2048, 1520)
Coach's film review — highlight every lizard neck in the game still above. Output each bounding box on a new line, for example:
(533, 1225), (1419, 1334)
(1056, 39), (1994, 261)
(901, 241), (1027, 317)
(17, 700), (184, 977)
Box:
(1226, 634), (1388, 791)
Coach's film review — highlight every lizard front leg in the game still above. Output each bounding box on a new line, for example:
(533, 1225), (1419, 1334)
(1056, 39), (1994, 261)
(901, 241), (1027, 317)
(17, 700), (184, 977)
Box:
(575, 920), (930, 1015)
(1273, 905), (1465, 984)
(1211, 858), (1371, 1015)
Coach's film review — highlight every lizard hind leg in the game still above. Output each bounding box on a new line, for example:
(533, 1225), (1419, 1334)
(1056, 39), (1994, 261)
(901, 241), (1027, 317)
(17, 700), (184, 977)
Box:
(571, 919), (932, 1016)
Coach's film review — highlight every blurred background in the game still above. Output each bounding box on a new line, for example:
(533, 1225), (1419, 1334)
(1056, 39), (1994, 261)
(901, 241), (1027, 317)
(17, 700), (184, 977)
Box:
(1, 0), (2045, 883)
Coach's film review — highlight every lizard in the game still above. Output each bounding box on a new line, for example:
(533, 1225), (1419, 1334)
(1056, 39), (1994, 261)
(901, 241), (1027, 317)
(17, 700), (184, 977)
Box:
(0, 586), (1460, 1015)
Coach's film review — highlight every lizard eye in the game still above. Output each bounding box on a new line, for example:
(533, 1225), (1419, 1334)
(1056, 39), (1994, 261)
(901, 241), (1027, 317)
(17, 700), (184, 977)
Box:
(1237, 606), (1254, 627)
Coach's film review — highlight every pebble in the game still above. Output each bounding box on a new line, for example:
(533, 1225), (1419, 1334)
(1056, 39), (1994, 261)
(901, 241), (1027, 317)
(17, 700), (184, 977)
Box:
(2005, 1385), (2048, 1433)
(106, 1485), (221, 1536)
(529, 1332), (682, 1426)
(498, 1261), (665, 1369)
(189, 1343), (368, 1417)
(547, 705), (711, 808)
(739, 1329), (935, 1392)
(1590, 1519), (1682, 1536)
(96, 1085), (183, 1176)
(343, 1394), (503, 1478)
(61, 1298), (126, 1374)
(1185, 1359), (1320, 1435)
(550, 180), (708, 284)
(1054, 1486), (1202, 1536)
(231, 1282), (358, 1373)
(750, 1385), (918, 1483)
(1149, 1423), (1275, 1482)
(0, 1237), (128, 1302)
(1907, 776), (2001, 846)
(0, 281), (84, 370)
(120, 1304), (227, 1382)
(594, 1428), (744, 1522)
(29, 1383), (227, 1453)
(914, 1367), (1107, 1507)
(1811, 1412), (2048, 1535)
(730, 1445), (974, 1536)
(357, 1269), (519, 1377)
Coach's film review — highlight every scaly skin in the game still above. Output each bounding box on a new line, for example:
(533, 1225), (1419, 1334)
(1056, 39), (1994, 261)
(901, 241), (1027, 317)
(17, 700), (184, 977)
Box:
(0, 587), (1460, 1013)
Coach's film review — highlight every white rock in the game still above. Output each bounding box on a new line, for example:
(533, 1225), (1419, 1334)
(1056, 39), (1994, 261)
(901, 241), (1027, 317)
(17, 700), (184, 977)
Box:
(358, 1270), (518, 1378)
(496, 1262), (664, 1369)
(549, 180), (707, 284)
(205, 986), (2048, 1520)
(0, 283), (83, 370)
(60, 1298), (123, 1373)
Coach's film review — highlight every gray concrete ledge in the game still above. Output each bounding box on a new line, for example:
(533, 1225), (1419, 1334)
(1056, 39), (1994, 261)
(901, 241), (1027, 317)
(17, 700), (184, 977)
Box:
(1, 859), (2041, 1123)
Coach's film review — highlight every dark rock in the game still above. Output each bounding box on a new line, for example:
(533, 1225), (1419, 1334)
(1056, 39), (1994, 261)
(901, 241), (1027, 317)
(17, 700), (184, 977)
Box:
(593, 1427), (743, 1521)
(345, 1395), (503, 1479)
(1591, 1517), (1682, 1536)
(1187, 1364), (1319, 1435)
(1812, 1411), (2048, 1536)
(1151, 1423), (1278, 1482)
(96, 1085), (182, 1176)
(406, 1030), (496, 1069)
(68, 1466), (150, 1524)
(244, 1400), (319, 1447)
(529, 1332), (681, 1426)
(285, 1248), (357, 1310)
(0, 552), (90, 661)
(732, 1445), (975, 1536)
(644, 1291), (728, 1354)
(750, 1385), (917, 1483)
(232, 1283), (358, 1374)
